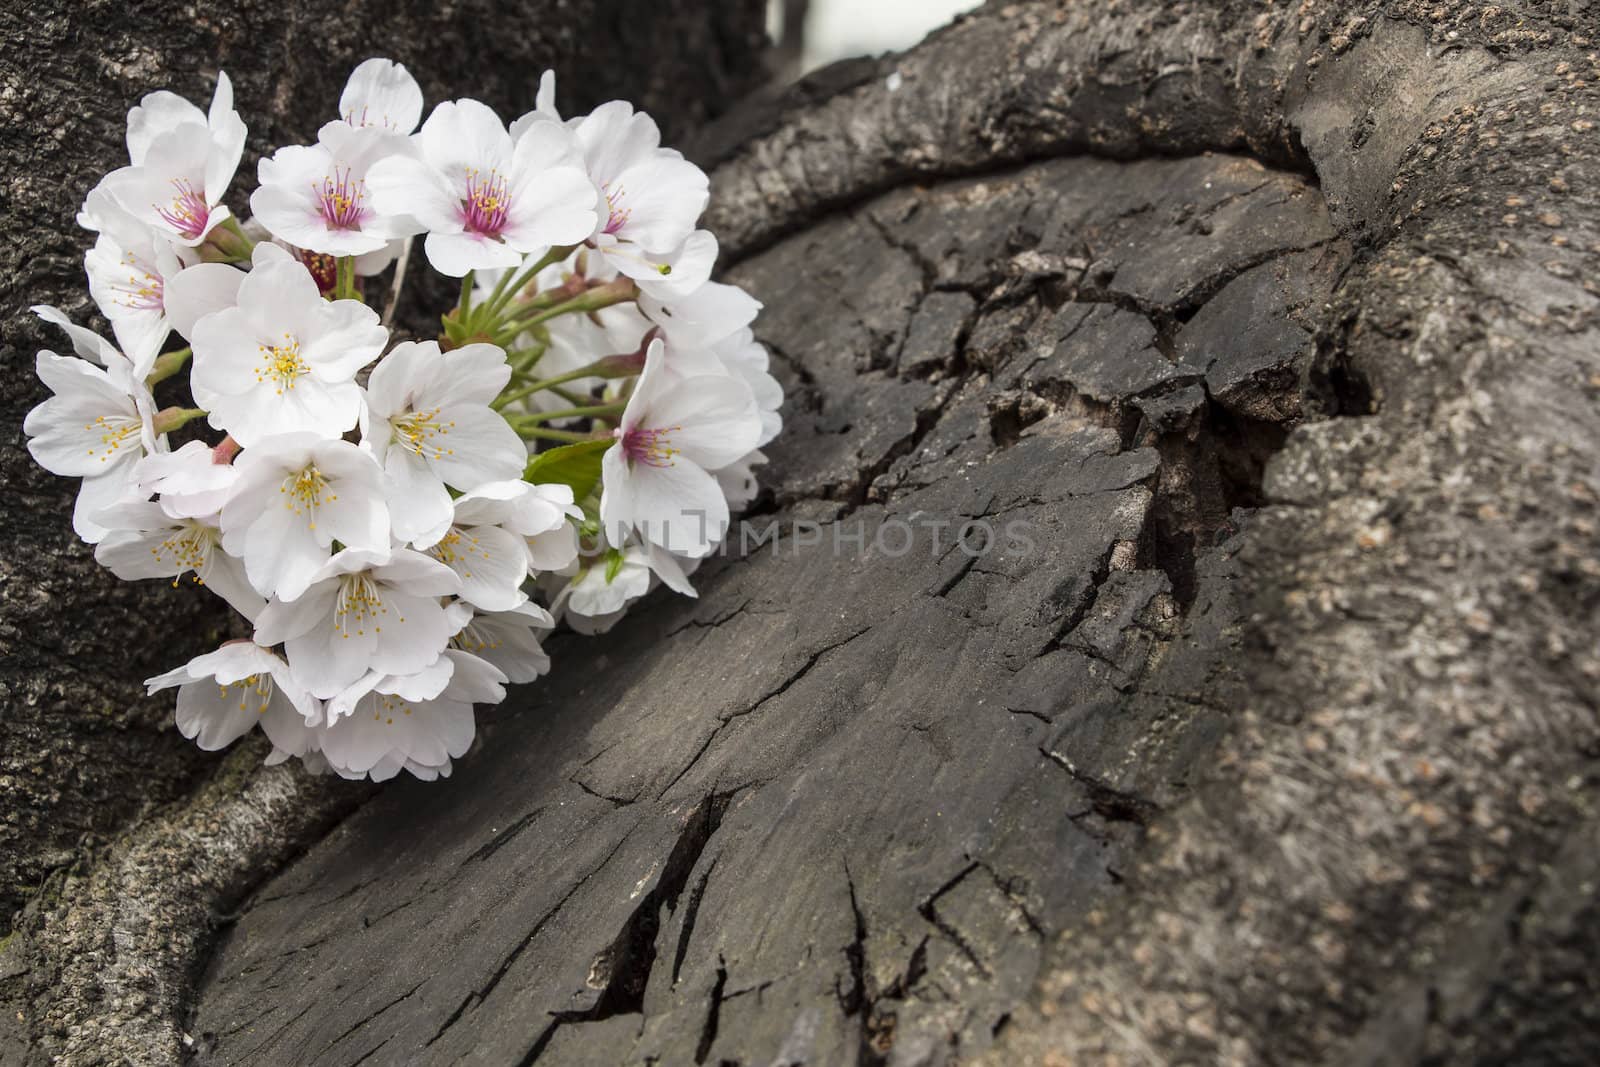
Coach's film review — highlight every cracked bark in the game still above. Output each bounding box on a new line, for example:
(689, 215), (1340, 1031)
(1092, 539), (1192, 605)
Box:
(11, 0), (1600, 1064)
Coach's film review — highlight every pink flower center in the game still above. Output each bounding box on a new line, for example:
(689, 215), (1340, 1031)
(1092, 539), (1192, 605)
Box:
(316, 167), (367, 230)
(602, 181), (631, 235)
(619, 425), (680, 468)
(155, 178), (210, 240)
(462, 167), (510, 237)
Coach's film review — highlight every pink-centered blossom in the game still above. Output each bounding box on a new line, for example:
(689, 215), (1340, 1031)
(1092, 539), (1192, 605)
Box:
(366, 99), (598, 276)
(518, 74), (715, 297)
(599, 339), (761, 557)
(251, 124), (408, 257)
(90, 71), (247, 247)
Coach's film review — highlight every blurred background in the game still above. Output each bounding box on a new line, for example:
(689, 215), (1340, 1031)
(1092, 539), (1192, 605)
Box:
(767, 0), (983, 77)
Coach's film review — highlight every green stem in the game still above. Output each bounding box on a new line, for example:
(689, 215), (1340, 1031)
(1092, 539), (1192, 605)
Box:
(497, 295), (586, 335)
(493, 363), (610, 410)
(515, 426), (594, 444)
(508, 339), (549, 377)
(512, 401), (626, 425)
(335, 256), (355, 300)
(146, 347), (192, 387)
(491, 293), (566, 345)
(483, 244), (575, 323)
(458, 270), (475, 322)
(497, 277), (638, 337)
(222, 216), (254, 250)
(476, 265), (520, 327)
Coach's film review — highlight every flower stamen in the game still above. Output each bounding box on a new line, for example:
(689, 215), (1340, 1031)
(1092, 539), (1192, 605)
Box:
(255, 333), (309, 394)
(150, 519), (218, 583)
(619, 425), (681, 468)
(116, 252), (164, 311)
(83, 414), (141, 463)
(333, 572), (387, 638)
(278, 463), (338, 530)
(218, 673), (275, 715)
(315, 166), (367, 230)
(155, 178), (210, 240)
(429, 526), (491, 580)
(601, 181), (631, 235)
(391, 407), (456, 461)
(461, 167), (510, 238)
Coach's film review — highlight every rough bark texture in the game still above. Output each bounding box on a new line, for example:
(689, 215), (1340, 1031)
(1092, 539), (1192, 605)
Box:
(192, 148), (1337, 1066)
(10, 0), (1600, 1065)
(0, 3), (766, 1064)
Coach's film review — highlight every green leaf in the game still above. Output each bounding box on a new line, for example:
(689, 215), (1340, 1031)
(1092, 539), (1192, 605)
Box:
(523, 438), (612, 501)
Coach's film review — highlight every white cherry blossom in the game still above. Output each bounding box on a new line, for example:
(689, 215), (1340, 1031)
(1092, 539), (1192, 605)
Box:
(361, 340), (526, 548)
(23, 334), (160, 544)
(599, 339), (761, 557)
(422, 481), (582, 611)
(80, 192), (187, 373)
(559, 541), (695, 634)
(452, 479), (583, 572)
(572, 100), (707, 265)
(366, 99), (597, 276)
(251, 124), (409, 257)
(334, 58), (423, 135)
(518, 78), (714, 295)
(320, 649), (505, 781)
(146, 641), (320, 756)
(134, 439), (239, 519)
(253, 547), (463, 699)
(93, 72), (247, 247)
(219, 434), (390, 601)
(189, 245), (386, 445)
(94, 499), (263, 620)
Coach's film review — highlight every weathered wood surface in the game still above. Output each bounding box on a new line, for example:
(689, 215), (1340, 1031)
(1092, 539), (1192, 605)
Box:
(194, 149), (1336, 1064)
(0, 2), (767, 1063)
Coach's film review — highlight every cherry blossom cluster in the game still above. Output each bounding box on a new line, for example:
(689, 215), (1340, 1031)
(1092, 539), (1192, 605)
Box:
(25, 60), (780, 781)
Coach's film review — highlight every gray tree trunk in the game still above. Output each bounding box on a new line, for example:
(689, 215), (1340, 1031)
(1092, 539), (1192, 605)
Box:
(0, 3), (767, 1064)
(8, 0), (1600, 1065)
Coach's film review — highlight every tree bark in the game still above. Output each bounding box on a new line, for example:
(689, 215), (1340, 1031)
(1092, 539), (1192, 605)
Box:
(11, 0), (1600, 1064)
(0, 3), (766, 1064)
